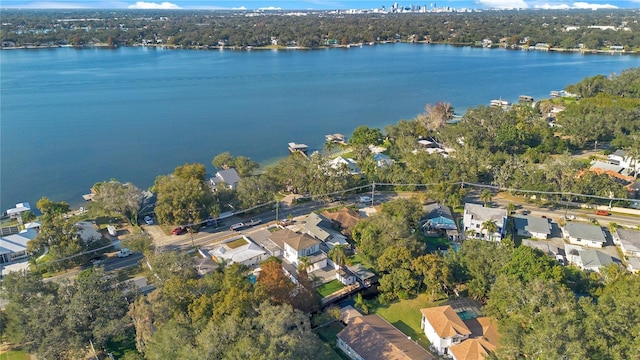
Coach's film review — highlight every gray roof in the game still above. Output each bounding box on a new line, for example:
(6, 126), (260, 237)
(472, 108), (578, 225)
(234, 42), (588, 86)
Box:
(0, 229), (37, 255)
(611, 149), (627, 157)
(590, 161), (623, 174)
(424, 203), (454, 221)
(513, 215), (551, 236)
(614, 228), (640, 253)
(521, 239), (559, 255)
(580, 249), (613, 269)
(303, 212), (333, 242)
(464, 203), (507, 223)
(213, 168), (240, 185)
(564, 222), (606, 243)
(348, 263), (376, 281)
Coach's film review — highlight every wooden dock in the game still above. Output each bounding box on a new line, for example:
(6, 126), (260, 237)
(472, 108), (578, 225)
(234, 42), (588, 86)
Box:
(288, 142), (309, 157)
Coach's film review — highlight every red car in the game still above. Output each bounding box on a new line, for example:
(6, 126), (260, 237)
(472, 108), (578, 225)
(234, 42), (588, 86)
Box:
(172, 226), (187, 235)
(594, 210), (611, 216)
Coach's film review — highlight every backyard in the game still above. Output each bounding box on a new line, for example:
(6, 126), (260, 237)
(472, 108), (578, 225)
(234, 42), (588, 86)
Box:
(315, 322), (349, 360)
(316, 279), (345, 298)
(372, 293), (445, 350)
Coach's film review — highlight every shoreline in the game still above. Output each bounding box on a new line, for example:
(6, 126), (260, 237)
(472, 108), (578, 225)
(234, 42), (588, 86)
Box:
(1, 41), (637, 55)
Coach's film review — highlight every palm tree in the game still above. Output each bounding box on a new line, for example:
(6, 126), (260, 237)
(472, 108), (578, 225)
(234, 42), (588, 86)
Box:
(480, 190), (493, 207)
(481, 219), (498, 240)
(328, 245), (348, 268)
(297, 256), (311, 272)
(507, 203), (516, 215)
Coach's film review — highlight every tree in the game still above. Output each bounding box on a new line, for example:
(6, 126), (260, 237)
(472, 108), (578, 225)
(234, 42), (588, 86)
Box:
(92, 180), (143, 224)
(327, 245), (348, 268)
(255, 257), (295, 305)
(154, 174), (216, 226)
(481, 219), (498, 240)
(349, 125), (383, 146)
(173, 162), (207, 182)
(212, 152), (259, 176)
(480, 189), (493, 206)
(412, 254), (451, 300)
(417, 101), (454, 132)
(212, 151), (234, 169)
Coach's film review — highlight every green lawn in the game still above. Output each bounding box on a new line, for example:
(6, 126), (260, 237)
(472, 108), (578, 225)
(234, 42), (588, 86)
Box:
(0, 350), (31, 360)
(373, 293), (445, 349)
(316, 279), (345, 298)
(225, 238), (248, 249)
(315, 322), (350, 360)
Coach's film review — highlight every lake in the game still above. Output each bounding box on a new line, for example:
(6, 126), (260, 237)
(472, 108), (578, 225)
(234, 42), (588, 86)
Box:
(2, 44), (639, 211)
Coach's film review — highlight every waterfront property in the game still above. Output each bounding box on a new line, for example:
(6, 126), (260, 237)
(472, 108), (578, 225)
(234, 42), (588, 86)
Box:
(0, 228), (37, 264)
(209, 168), (241, 191)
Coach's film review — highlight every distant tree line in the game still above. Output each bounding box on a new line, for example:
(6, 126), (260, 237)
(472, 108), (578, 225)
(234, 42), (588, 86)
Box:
(2, 9), (640, 50)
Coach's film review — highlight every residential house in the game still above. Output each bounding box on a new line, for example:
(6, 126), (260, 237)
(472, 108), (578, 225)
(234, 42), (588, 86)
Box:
(336, 267), (357, 286)
(626, 257), (640, 274)
(449, 317), (500, 360)
(0, 228), (37, 264)
(608, 149), (640, 174)
(564, 245), (614, 273)
(562, 222), (606, 248)
(209, 168), (241, 190)
(301, 212), (349, 249)
(347, 263), (376, 287)
(422, 203), (459, 241)
(338, 310), (435, 360)
(321, 207), (361, 237)
(373, 153), (395, 167)
(521, 239), (559, 257)
(612, 228), (640, 257)
(420, 305), (472, 355)
(463, 204), (507, 241)
(210, 235), (268, 267)
(513, 215), (551, 239)
(329, 156), (361, 175)
(269, 229), (326, 271)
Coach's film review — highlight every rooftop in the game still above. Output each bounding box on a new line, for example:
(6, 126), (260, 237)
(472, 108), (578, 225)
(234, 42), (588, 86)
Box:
(464, 203), (507, 223)
(420, 305), (472, 339)
(579, 249), (614, 269)
(563, 222), (606, 243)
(0, 229), (37, 256)
(512, 215), (551, 236)
(270, 228), (320, 251)
(614, 228), (640, 253)
(210, 235), (266, 265)
(337, 314), (435, 360)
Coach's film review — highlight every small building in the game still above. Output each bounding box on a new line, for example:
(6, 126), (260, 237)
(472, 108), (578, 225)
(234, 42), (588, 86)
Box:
(463, 204), (507, 241)
(288, 142), (309, 155)
(321, 207), (361, 237)
(338, 312), (435, 360)
(0, 228), (38, 264)
(626, 257), (640, 274)
(209, 168), (241, 190)
(612, 228), (640, 257)
(608, 149), (640, 174)
(210, 235), (268, 267)
(562, 222), (606, 248)
(512, 215), (551, 239)
(5, 202), (31, 226)
(577, 249), (614, 273)
(348, 263), (376, 287)
(421, 305), (472, 356)
(373, 153), (395, 167)
(329, 156), (361, 175)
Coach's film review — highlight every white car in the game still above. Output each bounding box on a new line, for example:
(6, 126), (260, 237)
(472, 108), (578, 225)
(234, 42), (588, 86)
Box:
(118, 248), (132, 258)
(144, 215), (154, 225)
(359, 196), (371, 203)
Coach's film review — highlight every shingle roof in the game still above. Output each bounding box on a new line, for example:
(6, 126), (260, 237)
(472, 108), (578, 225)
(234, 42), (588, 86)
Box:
(321, 207), (361, 235)
(513, 215), (551, 236)
(464, 204), (506, 223)
(269, 228), (320, 251)
(614, 228), (640, 253)
(564, 222), (606, 243)
(580, 249), (613, 269)
(214, 168), (240, 185)
(449, 337), (497, 360)
(337, 315), (435, 360)
(0, 229), (37, 256)
(420, 306), (472, 339)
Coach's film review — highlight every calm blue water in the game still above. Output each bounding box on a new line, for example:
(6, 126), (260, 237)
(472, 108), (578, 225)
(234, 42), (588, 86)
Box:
(2, 45), (639, 211)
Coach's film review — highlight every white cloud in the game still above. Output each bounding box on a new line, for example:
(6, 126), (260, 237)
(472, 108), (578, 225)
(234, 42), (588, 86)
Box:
(476, 0), (529, 9)
(258, 6), (282, 10)
(128, 1), (181, 9)
(534, 1), (618, 9)
(232, 6), (248, 10)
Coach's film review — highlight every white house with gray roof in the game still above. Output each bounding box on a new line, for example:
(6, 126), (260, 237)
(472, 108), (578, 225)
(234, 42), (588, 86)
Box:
(612, 228), (640, 257)
(608, 149), (640, 174)
(562, 222), (606, 248)
(209, 168), (241, 190)
(463, 203), (507, 241)
(301, 212), (348, 249)
(0, 228), (37, 264)
(513, 215), (552, 239)
(577, 249), (614, 273)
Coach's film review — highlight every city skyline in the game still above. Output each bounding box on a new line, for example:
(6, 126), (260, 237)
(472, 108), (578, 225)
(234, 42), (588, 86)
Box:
(2, 0), (638, 11)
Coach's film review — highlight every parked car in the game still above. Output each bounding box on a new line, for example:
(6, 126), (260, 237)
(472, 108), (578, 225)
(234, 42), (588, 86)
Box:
(118, 248), (132, 258)
(230, 223), (245, 231)
(90, 255), (105, 266)
(359, 196), (371, 203)
(594, 210), (611, 216)
(144, 215), (154, 225)
(555, 254), (565, 266)
(279, 218), (293, 226)
(246, 219), (262, 227)
(172, 226), (187, 235)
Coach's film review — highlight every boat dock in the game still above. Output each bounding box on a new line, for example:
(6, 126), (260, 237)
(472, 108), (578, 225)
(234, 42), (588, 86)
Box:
(325, 133), (346, 145)
(288, 142), (309, 157)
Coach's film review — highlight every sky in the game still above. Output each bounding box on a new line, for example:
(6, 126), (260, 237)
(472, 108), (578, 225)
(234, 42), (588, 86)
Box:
(1, 0), (639, 11)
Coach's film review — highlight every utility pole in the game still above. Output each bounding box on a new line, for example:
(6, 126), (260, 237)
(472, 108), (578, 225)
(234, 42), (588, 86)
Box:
(275, 200), (279, 223)
(371, 183), (376, 206)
